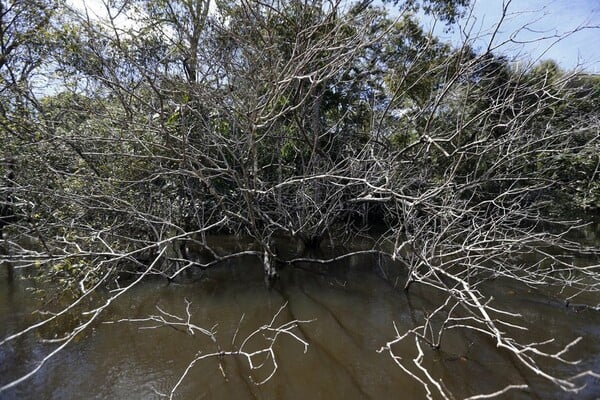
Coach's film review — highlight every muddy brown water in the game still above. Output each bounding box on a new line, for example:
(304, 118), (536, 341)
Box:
(1, 240), (599, 399)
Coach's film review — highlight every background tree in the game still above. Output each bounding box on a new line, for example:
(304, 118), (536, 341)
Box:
(1, 0), (599, 397)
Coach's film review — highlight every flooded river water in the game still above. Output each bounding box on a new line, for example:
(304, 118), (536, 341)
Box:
(1, 240), (599, 399)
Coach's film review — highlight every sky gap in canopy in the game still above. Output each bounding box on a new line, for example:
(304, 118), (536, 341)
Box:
(69, 0), (599, 72)
(420, 0), (599, 72)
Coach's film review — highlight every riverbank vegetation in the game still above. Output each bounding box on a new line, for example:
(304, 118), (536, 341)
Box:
(1, 0), (599, 398)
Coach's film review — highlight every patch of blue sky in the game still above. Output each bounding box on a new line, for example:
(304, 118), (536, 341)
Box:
(419, 0), (600, 72)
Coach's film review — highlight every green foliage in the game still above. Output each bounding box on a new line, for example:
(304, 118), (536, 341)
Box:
(383, 0), (470, 24)
(1, 0), (598, 288)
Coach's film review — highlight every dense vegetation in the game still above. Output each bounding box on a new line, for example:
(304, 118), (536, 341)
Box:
(1, 0), (599, 398)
